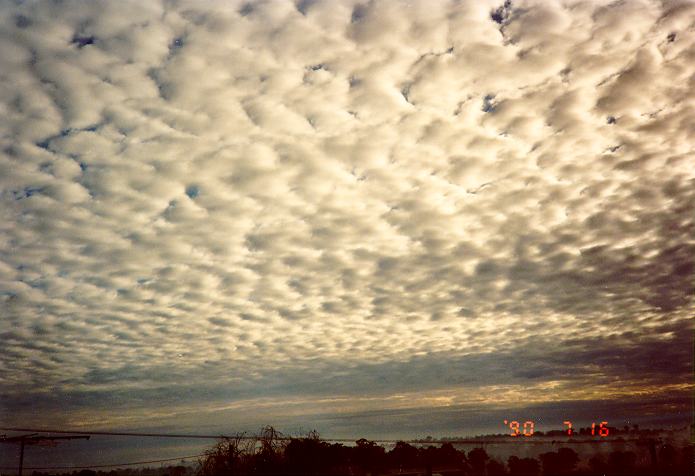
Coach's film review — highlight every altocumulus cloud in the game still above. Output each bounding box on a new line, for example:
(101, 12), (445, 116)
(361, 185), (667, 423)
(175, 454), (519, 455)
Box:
(0, 0), (693, 435)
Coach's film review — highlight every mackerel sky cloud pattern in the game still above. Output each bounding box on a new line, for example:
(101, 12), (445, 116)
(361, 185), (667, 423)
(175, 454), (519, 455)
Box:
(0, 0), (693, 435)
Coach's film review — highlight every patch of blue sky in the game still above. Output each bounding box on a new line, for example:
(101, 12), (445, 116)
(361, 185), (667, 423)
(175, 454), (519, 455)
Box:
(185, 185), (200, 199)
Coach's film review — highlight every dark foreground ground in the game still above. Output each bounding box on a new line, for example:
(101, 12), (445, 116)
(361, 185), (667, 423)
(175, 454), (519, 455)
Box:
(17, 426), (693, 476)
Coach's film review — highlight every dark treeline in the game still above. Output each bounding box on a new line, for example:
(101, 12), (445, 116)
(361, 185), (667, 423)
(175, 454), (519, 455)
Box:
(25, 426), (693, 476)
(193, 427), (691, 476)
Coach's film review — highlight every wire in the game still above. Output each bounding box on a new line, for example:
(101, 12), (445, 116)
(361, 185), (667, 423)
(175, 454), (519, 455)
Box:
(0, 427), (247, 439)
(0, 427), (637, 445)
(0, 453), (207, 470)
(0, 427), (369, 443)
(0, 427), (643, 471)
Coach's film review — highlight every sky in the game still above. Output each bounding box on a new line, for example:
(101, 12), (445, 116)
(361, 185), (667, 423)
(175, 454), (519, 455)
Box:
(1, 0), (694, 466)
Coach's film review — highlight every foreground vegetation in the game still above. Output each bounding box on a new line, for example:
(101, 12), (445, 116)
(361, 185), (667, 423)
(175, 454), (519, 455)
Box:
(22, 426), (693, 476)
(194, 426), (692, 476)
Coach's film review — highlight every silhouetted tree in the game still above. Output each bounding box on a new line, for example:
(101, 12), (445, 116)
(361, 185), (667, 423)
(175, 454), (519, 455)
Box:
(643, 437), (658, 467)
(251, 426), (286, 475)
(353, 438), (386, 475)
(658, 443), (678, 473)
(193, 427), (695, 476)
(168, 466), (186, 476)
(422, 445), (437, 476)
(508, 455), (540, 476)
(284, 433), (328, 474)
(677, 444), (694, 475)
(197, 433), (254, 476)
(588, 454), (607, 475)
(325, 442), (352, 473)
(468, 447), (489, 475)
(437, 442), (463, 467)
(539, 447), (578, 475)
(607, 450), (636, 474)
(487, 458), (507, 476)
(388, 441), (419, 471)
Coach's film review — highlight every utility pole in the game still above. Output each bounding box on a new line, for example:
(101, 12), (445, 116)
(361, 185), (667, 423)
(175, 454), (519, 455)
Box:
(18, 439), (24, 476)
(1, 433), (90, 476)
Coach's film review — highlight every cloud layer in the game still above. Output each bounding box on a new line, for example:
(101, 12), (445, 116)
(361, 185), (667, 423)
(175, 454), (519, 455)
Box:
(0, 0), (693, 434)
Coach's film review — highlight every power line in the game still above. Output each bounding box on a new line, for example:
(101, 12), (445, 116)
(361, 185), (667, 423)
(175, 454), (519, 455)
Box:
(0, 427), (246, 440)
(1, 434), (90, 476)
(0, 427), (363, 443)
(0, 427), (639, 445)
(0, 423), (659, 475)
(0, 453), (206, 470)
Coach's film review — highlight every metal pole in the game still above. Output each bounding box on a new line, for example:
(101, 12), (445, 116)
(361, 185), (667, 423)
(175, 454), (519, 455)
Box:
(18, 439), (24, 476)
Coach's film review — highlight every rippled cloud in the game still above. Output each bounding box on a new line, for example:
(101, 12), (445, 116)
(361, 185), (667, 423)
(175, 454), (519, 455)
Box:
(0, 0), (693, 434)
